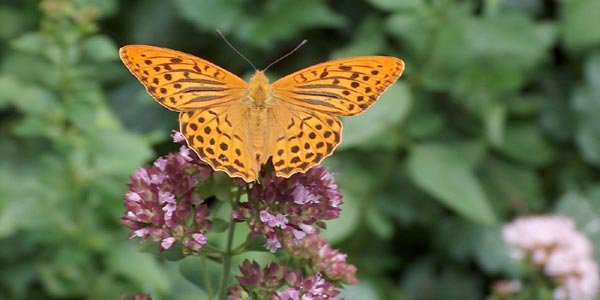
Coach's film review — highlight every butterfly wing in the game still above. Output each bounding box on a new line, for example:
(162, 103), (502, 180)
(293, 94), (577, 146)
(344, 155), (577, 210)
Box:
(120, 45), (258, 181)
(180, 105), (259, 182)
(271, 56), (404, 116)
(119, 45), (247, 111)
(265, 105), (341, 178)
(265, 56), (404, 177)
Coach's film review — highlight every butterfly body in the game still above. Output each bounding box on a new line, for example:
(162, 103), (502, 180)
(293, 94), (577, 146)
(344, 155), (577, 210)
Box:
(244, 71), (275, 169)
(246, 71), (271, 108)
(120, 45), (404, 182)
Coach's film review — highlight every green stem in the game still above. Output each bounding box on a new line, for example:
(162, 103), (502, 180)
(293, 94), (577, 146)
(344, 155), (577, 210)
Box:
(203, 244), (226, 255)
(217, 214), (237, 300)
(231, 238), (254, 255)
(201, 255), (214, 299)
(217, 187), (242, 300)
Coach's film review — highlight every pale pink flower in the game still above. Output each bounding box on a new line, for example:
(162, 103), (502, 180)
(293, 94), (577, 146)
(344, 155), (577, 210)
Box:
(502, 215), (599, 300)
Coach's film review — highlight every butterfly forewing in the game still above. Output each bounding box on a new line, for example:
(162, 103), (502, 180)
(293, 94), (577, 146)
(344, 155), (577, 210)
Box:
(271, 56), (404, 116)
(119, 45), (247, 111)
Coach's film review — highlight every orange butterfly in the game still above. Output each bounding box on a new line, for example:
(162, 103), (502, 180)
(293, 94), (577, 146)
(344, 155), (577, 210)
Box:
(119, 45), (404, 182)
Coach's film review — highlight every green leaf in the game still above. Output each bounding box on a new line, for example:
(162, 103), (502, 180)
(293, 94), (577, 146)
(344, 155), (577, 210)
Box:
(400, 258), (437, 298)
(494, 124), (556, 167)
(483, 101), (506, 147)
(321, 181), (361, 243)
(481, 158), (544, 214)
(561, 0), (600, 50)
(338, 83), (412, 150)
(0, 141), (75, 237)
(455, 16), (555, 97)
(473, 226), (519, 275)
(0, 76), (61, 116)
(401, 258), (482, 300)
(415, 11), (555, 97)
(139, 242), (186, 262)
(107, 241), (171, 293)
(405, 107), (445, 139)
(231, 251), (276, 268)
(90, 129), (154, 175)
(179, 256), (223, 292)
(377, 171), (445, 226)
(365, 205), (394, 240)
(0, 52), (53, 84)
(173, 0), (243, 33)
(462, 15), (555, 64)
(238, 0), (345, 48)
(407, 143), (496, 224)
(433, 219), (481, 262)
(367, 0), (423, 12)
(386, 6), (438, 63)
(338, 280), (383, 300)
(573, 53), (600, 166)
(10, 32), (49, 55)
(0, 260), (36, 300)
(555, 189), (600, 261)
(331, 15), (386, 58)
(539, 91), (574, 142)
(82, 35), (118, 62)
(555, 190), (599, 226)
(85, 0), (118, 17)
(0, 5), (32, 40)
(322, 154), (382, 242)
(210, 218), (229, 233)
(38, 246), (95, 296)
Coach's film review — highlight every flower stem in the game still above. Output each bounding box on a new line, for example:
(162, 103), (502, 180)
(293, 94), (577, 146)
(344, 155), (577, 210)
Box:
(217, 187), (242, 300)
(217, 220), (236, 300)
(201, 255), (214, 299)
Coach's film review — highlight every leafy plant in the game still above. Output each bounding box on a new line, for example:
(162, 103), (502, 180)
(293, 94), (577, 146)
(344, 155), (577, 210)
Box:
(2, 0), (600, 299)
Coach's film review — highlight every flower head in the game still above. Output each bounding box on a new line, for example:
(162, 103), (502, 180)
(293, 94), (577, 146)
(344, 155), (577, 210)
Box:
(233, 166), (342, 252)
(502, 215), (599, 300)
(120, 292), (152, 300)
(284, 234), (358, 285)
(229, 260), (341, 300)
(121, 145), (213, 255)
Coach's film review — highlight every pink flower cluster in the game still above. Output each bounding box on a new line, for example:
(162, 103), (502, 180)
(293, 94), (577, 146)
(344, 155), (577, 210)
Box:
(502, 215), (599, 300)
(120, 292), (152, 300)
(233, 166), (342, 252)
(121, 132), (356, 298)
(228, 260), (340, 300)
(121, 145), (213, 255)
(284, 234), (358, 285)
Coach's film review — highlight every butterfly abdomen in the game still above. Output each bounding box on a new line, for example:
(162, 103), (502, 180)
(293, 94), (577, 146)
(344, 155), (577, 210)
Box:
(244, 71), (276, 167)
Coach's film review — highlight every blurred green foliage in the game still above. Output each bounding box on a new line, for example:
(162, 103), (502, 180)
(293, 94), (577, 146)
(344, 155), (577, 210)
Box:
(1, 0), (600, 299)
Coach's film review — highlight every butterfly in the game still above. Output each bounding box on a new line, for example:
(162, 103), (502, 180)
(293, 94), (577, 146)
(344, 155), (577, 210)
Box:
(119, 45), (404, 182)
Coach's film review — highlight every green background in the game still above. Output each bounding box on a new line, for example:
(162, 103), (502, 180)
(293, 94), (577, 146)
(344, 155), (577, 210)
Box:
(1, 0), (600, 299)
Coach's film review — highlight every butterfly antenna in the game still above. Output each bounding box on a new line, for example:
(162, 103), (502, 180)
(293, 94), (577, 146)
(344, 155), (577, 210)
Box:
(216, 29), (257, 71)
(263, 39), (307, 72)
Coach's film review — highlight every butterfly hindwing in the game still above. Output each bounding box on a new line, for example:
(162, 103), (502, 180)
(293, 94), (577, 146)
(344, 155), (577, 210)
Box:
(266, 105), (342, 177)
(179, 105), (258, 182)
